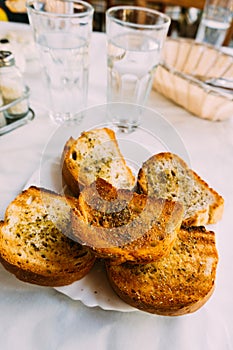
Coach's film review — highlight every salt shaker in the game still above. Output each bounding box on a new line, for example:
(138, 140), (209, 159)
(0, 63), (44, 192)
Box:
(0, 50), (29, 121)
(0, 38), (26, 72)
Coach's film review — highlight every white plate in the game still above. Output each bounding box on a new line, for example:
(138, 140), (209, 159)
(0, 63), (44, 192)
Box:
(24, 103), (189, 311)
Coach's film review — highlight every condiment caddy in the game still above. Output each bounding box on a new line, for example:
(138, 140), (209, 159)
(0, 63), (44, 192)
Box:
(0, 50), (34, 135)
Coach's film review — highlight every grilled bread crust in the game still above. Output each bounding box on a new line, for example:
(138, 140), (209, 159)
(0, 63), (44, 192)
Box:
(106, 226), (218, 316)
(0, 186), (95, 287)
(71, 178), (183, 265)
(62, 128), (136, 196)
(137, 152), (224, 226)
(0, 129), (222, 316)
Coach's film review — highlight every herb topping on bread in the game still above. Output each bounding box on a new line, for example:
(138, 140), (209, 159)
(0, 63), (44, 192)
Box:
(71, 178), (183, 265)
(137, 152), (224, 225)
(106, 226), (218, 315)
(62, 128), (136, 196)
(0, 186), (95, 286)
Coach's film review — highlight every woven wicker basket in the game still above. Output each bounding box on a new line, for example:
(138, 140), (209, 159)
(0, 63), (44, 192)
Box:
(153, 38), (233, 121)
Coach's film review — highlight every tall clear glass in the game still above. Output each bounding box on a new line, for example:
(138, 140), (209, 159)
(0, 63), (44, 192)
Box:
(106, 6), (170, 133)
(26, 0), (94, 124)
(196, 0), (232, 47)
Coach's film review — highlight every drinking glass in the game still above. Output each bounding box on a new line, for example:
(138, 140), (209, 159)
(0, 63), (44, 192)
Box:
(196, 0), (232, 47)
(26, 0), (94, 124)
(106, 6), (170, 133)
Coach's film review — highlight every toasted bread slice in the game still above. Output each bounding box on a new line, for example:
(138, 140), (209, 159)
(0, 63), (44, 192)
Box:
(61, 128), (135, 196)
(137, 152), (224, 226)
(71, 178), (183, 265)
(106, 226), (218, 316)
(0, 186), (95, 287)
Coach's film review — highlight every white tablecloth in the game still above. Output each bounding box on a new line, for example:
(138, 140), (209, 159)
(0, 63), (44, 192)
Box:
(0, 22), (233, 350)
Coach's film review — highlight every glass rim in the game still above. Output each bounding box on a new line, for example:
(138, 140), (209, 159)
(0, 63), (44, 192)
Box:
(106, 5), (171, 29)
(26, 0), (94, 18)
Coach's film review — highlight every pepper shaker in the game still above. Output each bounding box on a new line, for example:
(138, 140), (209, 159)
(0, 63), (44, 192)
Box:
(0, 50), (29, 121)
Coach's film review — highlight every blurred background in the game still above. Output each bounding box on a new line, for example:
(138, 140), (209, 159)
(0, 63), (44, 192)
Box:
(0, 0), (232, 46)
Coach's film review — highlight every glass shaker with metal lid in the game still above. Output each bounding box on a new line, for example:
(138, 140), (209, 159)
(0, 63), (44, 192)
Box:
(0, 50), (29, 121)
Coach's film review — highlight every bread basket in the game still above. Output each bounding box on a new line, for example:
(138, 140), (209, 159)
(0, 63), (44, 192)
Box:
(153, 38), (233, 121)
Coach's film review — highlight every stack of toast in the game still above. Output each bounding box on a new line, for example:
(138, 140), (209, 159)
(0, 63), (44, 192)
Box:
(0, 127), (224, 316)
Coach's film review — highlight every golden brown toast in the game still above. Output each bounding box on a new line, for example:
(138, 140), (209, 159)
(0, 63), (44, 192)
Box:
(106, 226), (218, 316)
(137, 152), (224, 226)
(71, 178), (183, 265)
(61, 128), (135, 196)
(0, 186), (95, 286)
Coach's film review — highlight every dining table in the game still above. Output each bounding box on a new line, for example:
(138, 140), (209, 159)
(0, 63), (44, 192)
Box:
(0, 21), (233, 350)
